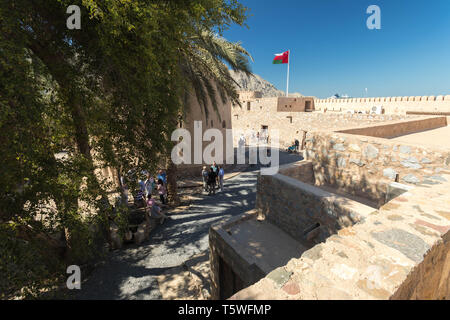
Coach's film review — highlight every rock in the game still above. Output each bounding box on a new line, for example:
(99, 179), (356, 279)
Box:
(383, 168), (398, 180)
(333, 144), (346, 151)
(363, 144), (379, 159)
(306, 150), (316, 160)
(134, 227), (146, 245)
(421, 158), (432, 164)
(350, 158), (365, 167)
(429, 175), (447, 182)
(349, 144), (361, 152)
(399, 145), (412, 154)
(337, 157), (347, 168)
(124, 230), (133, 242)
(267, 268), (293, 288)
(402, 174), (420, 184)
(371, 229), (430, 263)
(110, 223), (123, 250)
(229, 70), (303, 98)
(406, 157), (419, 163)
(401, 161), (422, 170)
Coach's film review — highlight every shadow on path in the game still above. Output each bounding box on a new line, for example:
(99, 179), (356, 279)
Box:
(74, 151), (302, 300)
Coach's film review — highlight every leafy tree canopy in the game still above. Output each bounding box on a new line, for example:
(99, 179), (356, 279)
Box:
(0, 0), (251, 298)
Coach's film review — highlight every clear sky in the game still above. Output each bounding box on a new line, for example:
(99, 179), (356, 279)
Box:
(224, 0), (450, 98)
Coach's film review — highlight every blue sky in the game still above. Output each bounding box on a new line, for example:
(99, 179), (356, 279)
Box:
(224, 0), (450, 98)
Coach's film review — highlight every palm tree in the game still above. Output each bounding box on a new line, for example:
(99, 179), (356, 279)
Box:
(166, 30), (253, 205)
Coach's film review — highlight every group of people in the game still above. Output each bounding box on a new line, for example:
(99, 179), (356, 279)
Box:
(121, 169), (169, 207)
(137, 170), (168, 206)
(238, 130), (270, 148)
(116, 169), (168, 224)
(202, 162), (225, 195)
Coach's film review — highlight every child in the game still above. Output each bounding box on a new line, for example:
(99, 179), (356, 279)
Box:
(147, 197), (167, 224)
(157, 179), (167, 205)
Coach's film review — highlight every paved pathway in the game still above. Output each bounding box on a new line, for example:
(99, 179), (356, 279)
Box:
(75, 151), (302, 300)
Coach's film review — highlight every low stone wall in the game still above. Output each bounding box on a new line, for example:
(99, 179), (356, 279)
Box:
(390, 231), (450, 299)
(278, 161), (314, 183)
(337, 116), (447, 139)
(230, 172), (450, 300)
(256, 165), (377, 246)
(305, 130), (450, 205)
(209, 210), (266, 300)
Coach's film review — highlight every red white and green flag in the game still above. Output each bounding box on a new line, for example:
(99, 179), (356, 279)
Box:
(273, 51), (289, 64)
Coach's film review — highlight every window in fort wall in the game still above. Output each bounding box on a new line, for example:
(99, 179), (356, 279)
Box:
(287, 116), (293, 123)
(247, 102), (251, 111)
(222, 120), (226, 128)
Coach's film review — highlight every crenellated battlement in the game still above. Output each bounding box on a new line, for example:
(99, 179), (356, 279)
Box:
(315, 95), (450, 114)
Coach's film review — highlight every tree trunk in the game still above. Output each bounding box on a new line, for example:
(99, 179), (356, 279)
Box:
(166, 159), (180, 206)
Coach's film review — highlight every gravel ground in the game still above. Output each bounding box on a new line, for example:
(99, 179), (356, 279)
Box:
(74, 151), (302, 300)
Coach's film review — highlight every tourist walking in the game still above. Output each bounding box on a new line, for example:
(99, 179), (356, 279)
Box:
(202, 166), (209, 192)
(211, 161), (219, 184)
(294, 139), (299, 152)
(218, 166), (225, 192)
(157, 179), (167, 205)
(207, 167), (217, 195)
(157, 170), (167, 186)
(120, 174), (129, 204)
(145, 173), (155, 198)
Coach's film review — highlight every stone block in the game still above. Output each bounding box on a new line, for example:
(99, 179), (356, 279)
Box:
(363, 144), (379, 159)
(399, 145), (412, 154)
(402, 174), (420, 184)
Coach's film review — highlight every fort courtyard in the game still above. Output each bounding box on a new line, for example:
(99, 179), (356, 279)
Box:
(2, 1), (450, 307)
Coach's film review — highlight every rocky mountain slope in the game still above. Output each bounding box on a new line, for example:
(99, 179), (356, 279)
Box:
(229, 70), (303, 98)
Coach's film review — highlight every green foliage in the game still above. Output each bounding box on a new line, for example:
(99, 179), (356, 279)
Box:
(113, 204), (131, 238)
(0, 223), (64, 299)
(0, 0), (251, 298)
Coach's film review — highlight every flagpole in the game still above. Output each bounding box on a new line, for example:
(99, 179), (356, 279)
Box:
(286, 50), (290, 97)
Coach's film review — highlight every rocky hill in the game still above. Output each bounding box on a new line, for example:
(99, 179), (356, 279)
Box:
(229, 70), (303, 98)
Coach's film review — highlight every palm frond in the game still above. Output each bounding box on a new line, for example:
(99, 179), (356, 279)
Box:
(180, 29), (253, 121)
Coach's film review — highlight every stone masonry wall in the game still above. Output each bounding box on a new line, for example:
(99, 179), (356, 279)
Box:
(305, 130), (450, 205)
(278, 161), (314, 184)
(230, 171), (450, 300)
(390, 231), (449, 299)
(209, 210), (266, 300)
(231, 99), (423, 148)
(256, 165), (377, 246)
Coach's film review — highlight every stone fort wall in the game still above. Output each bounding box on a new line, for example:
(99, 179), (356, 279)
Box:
(229, 138), (450, 300)
(315, 95), (450, 114)
(231, 93), (450, 148)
